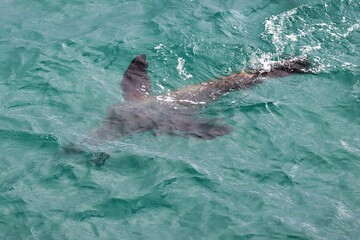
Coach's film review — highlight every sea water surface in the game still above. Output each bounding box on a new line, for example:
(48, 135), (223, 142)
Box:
(1, 0), (359, 239)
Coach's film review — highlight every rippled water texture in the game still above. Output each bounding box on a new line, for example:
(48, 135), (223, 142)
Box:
(1, 0), (359, 239)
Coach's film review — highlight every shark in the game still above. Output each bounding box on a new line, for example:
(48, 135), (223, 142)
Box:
(68, 54), (311, 161)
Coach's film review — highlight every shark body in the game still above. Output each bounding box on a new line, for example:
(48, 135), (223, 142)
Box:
(77, 54), (311, 149)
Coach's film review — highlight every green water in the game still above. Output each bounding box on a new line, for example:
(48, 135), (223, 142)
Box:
(1, 0), (359, 239)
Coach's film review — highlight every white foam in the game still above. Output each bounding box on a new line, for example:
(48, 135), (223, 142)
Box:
(249, 52), (276, 72)
(156, 95), (176, 103)
(286, 34), (298, 42)
(176, 57), (193, 80)
(343, 23), (360, 37)
(156, 83), (165, 91)
(301, 44), (321, 54)
(264, 8), (298, 54)
(156, 95), (206, 105)
(178, 99), (206, 105)
(154, 43), (165, 50)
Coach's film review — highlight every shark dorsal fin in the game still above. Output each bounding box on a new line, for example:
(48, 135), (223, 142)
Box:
(121, 54), (151, 101)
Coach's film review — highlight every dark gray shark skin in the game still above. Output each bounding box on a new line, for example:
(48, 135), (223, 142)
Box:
(77, 54), (311, 149)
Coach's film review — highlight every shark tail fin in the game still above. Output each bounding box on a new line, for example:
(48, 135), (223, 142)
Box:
(263, 56), (312, 78)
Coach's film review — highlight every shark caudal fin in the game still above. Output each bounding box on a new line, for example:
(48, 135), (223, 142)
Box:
(264, 56), (312, 78)
(121, 54), (152, 101)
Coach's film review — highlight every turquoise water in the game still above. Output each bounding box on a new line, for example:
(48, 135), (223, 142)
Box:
(1, 0), (359, 239)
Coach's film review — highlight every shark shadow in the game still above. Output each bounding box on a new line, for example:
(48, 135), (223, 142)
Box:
(66, 54), (312, 162)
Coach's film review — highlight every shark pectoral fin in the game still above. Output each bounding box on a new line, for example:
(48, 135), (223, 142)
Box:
(121, 54), (152, 101)
(195, 123), (233, 139)
(78, 124), (120, 148)
(166, 118), (233, 140)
